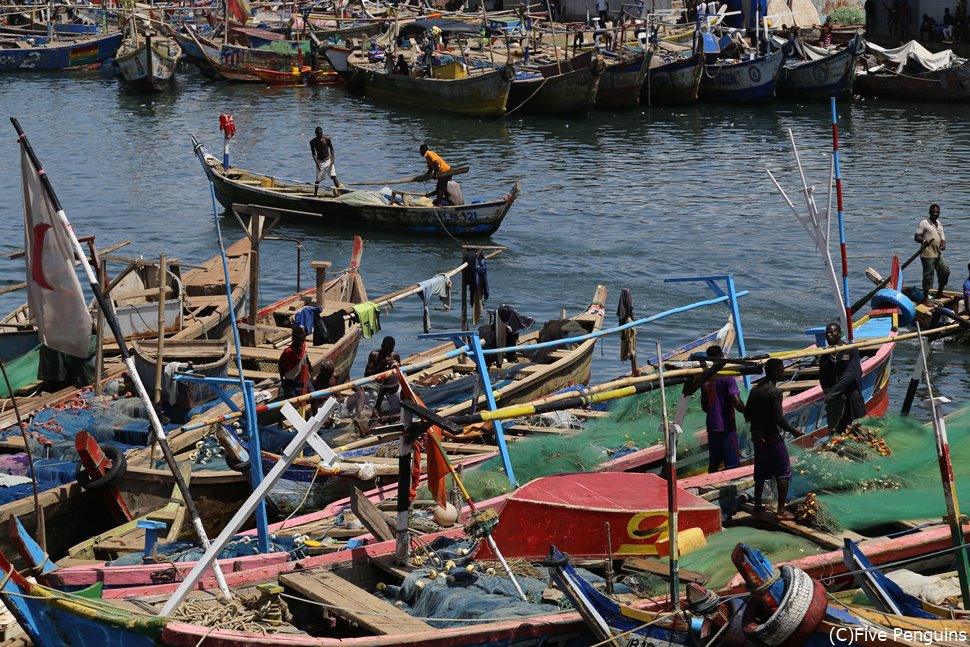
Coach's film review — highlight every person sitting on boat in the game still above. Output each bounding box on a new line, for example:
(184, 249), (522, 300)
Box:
(818, 17), (833, 47)
(701, 345), (746, 472)
(279, 325), (312, 399)
(365, 337), (402, 416)
(819, 322), (865, 435)
(310, 126), (340, 195)
(425, 180), (463, 205)
(419, 144), (452, 206)
(915, 203), (949, 306)
(394, 54), (410, 75)
(941, 7), (955, 39)
(746, 358), (803, 520)
(920, 13), (938, 40)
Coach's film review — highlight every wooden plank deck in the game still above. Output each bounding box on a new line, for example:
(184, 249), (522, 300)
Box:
(279, 570), (434, 635)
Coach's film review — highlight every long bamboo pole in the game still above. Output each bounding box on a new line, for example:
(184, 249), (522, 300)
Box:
(11, 118), (231, 599)
(153, 253), (167, 404)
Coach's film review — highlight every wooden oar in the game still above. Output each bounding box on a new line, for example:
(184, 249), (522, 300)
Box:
(346, 165), (470, 186)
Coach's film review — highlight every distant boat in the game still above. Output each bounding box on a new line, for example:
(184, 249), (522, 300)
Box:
(505, 50), (606, 116)
(596, 48), (651, 109)
(115, 32), (180, 93)
(642, 50), (704, 105)
(778, 34), (864, 101)
(0, 31), (123, 71)
(855, 39), (970, 102)
(346, 49), (515, 118)
(249, 65), (339, 86)
(699, 47), (785, 103)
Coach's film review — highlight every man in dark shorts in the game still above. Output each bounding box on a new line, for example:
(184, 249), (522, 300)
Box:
(419, 144), (451, 206)
(746, 358), (803, 520)
(819, 322), (865, 435)
(365, 336), (402, 415)
(700, 345), (745, 472)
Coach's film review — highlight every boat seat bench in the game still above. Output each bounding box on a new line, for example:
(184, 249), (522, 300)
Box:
(279, 570), (434, 635)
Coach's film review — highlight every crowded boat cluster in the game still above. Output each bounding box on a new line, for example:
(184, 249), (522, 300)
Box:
(3, 0), (970, 106)
(3, 0), (970, 646)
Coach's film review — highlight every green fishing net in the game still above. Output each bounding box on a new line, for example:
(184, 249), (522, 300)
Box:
(788, 408), (970, 531)
(446, 388), (727, 502)
(626, 526), (825, 596)
(0, 346), (39, 398)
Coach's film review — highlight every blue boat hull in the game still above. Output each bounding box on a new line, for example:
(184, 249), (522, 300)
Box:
(0, 33), (123, 71)
(778, 37), (863, 101)
(699, 49), (785, 103)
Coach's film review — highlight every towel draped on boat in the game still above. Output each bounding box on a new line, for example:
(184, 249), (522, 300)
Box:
(294, 305), (321, 336)
(418, 273), (452, 333)
(352, 302), (381, 339)
(317, 310), (346, 345)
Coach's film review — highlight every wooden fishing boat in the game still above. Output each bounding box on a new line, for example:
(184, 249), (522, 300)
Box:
(184, 25), (302, 82)
(192, 137), (521, 237)
(322, 43), (352, 76)
(608, 307), (898, 477)
(778, 34), (864, 101)
(641, 50), (704, 105)
(855, 56), (970, 102)
(506, 54), (605, 116)
(115, 32), (180, 93)
(131, 340), (231, 409)
(699, 47), (786, 103)
(595, 48), (651, 109)
(248, 65), (339, 86)
(346, 50), (515, 118)
(0, 31), (123, 71)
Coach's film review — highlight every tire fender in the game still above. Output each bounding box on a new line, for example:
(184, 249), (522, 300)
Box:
(741, 565), (826, 647)
(871, 288), (916, 326)
(76, 445), (127, 491)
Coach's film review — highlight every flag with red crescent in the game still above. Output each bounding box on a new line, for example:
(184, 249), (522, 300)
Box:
(21, 146), (92, 358)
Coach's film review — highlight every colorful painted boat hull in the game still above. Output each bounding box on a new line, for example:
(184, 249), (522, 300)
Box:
(0, 32), (123, 71)
(778, 36), (864, 101)
(115, 35), (179, 93)
(699, 48), (785, 103)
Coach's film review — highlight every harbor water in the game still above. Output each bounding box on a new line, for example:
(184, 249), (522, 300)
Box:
(0, 68), (968, 420)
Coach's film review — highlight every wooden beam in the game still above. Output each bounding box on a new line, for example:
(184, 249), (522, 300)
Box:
(350, 487), (394, 542)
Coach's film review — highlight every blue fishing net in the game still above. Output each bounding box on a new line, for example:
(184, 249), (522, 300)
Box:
(107, 534), (304, 566)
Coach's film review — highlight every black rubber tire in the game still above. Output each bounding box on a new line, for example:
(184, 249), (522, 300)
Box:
(541, 552), (570, 567)
(76, 445), (127, 491)
(224, 452), (251, 473)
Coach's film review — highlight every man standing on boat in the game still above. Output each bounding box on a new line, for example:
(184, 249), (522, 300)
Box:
(310, 126), (340, 195)
(914, 203), (949, 306)
(746, 358), (802, 520)
(279, 325), (312, 399)
(701, 345), (746, 472)
(420, 144), (452, 207)
(819, 322), (865, 435)
(964, 262), (970, 316)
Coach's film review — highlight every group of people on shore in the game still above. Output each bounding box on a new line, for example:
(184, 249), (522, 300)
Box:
(867, 0), (969, 41)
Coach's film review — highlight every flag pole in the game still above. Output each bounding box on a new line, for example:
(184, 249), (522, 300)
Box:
(11, 118), (232, 599)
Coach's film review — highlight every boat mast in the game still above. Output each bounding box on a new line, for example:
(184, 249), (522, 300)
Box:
(11, 118), (232, 600)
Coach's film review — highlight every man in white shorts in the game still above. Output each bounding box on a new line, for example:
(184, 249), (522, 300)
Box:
(309, 126), (340, 195)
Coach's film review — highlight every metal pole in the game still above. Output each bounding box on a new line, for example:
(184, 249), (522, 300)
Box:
(153, 253), (167, 404)
(207, 183), (270, 553)
(657, 341), (679, 611)
(469, 334), (516, 486)
(93, 262), (106, 396)
(11, 118), (231, 598)
(916, 323), (970, 602)
(830, 97), (852, 340)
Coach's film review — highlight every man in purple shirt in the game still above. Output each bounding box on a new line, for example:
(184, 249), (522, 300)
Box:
(700, 345), (746, 472)
(964, 262), (970, 315)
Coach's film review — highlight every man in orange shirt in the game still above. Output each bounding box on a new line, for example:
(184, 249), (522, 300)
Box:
(420, 143), (451, 206)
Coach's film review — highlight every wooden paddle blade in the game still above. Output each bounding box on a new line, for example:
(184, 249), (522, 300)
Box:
(346, 165), (470, 186)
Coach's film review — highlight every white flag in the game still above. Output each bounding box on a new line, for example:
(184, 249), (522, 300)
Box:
(21, 146), (92, 358)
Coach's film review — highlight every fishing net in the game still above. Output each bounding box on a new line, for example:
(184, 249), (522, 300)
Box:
(447, 388), (727, 501)
(785, 409), (970, 531)
(624, 526), (825, 596)
(0, 346), (40, 398)
(108, 534), (303, 566)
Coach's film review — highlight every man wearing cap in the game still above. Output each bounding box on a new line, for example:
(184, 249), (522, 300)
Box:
(700, 345), (746, 472)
